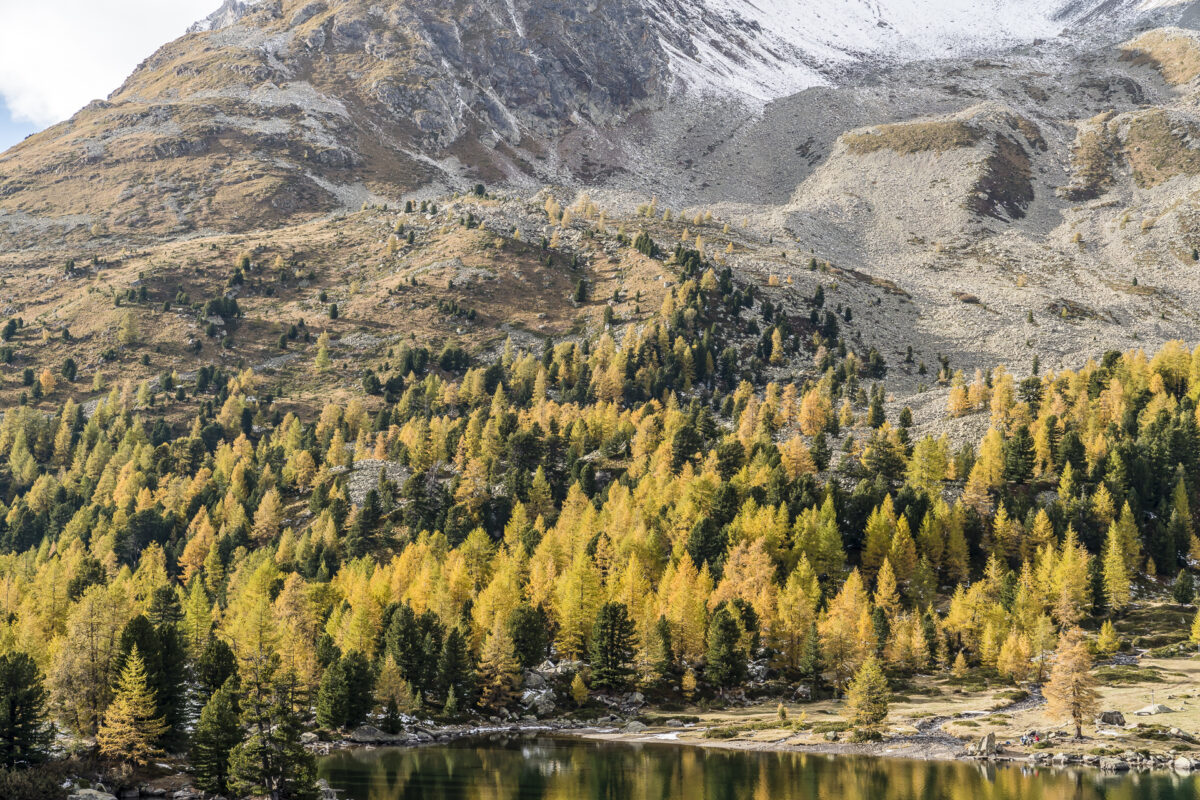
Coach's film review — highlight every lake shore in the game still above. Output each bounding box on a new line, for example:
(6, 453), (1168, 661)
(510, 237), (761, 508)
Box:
(569, 725), (967, 761)
(324, 712), (1195, 774)
(565, 722), (1199, 772)
(310, 652), (1200, 776)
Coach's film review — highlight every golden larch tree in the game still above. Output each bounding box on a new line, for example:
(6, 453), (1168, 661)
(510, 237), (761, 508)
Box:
(97, 645), (167, 766)
(1045, 627), (1099, 738)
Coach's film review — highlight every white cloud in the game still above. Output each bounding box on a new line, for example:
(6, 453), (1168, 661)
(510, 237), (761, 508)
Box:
(0, 0), (218, 127)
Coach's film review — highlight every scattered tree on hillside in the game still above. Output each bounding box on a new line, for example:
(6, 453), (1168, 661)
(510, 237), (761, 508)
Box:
(1045, 628), (1099, 739)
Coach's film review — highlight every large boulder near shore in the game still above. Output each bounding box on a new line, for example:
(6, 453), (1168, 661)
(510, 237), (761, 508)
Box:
(1170, 727), (1198, 743)
(1097, 711), (1125, 726)
(521, 687), (556, 716)
(349, 725), (406, 744)
(967, 732), (998, 756)
(69, 791), (118, 800)
(1099, 757), (1130, 771)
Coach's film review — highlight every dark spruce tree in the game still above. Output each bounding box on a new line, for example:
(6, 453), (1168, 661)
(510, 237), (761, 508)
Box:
(191, 679), (242, 797)
(686, 517), (728, 577)
(437, 628), (476, 711)
(314, 634), (341, 671)
(705, 607), (747, 690)
(588, 602), (637, 691)
(229, 660), (317, 800)
(0, 651), (51, 768)
(315, 659), (349, 730)
(197, 637), (239, 701)
(386, 604), (444, 703)
(798, 622), (821, 686)
(646, 615), (675, 685)
(148, 586), (188, 749)
(341, 651), (375, 728)
(1003, 425), (1035, 484)
(508, 603), (550, 670)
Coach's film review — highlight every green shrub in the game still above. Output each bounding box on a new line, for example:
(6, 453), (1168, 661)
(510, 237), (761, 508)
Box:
(0, 765), (68, 800)
(1091, 665), (1164, 684)
(704, 726), (738, 740)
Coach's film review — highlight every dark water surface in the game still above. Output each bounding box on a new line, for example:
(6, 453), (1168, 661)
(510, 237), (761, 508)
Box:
(317, 735), (1198, 800)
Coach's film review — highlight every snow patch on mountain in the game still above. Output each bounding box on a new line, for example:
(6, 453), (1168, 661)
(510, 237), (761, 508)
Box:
(655, 0), (1198, 101)
(188, 0), (261, 34)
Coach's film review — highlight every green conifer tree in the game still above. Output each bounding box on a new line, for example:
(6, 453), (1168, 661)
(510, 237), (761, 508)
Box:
(229, 659), (318, 800)
(589, 602), (638, 691)
(0, 651), (51, 768)
(705, 607), (747, 690)
(191, 679), (242, 796)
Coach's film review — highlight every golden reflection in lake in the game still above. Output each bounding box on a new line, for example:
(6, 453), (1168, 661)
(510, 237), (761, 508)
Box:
(317, 736), (1197, 800)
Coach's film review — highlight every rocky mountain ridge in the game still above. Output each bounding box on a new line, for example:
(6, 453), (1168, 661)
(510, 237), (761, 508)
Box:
(0, 0), (1191, 241)
(4, 0), (1200, 389)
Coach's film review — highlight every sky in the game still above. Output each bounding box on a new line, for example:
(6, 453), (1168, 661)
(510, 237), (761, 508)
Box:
(0, 0), (218, 152)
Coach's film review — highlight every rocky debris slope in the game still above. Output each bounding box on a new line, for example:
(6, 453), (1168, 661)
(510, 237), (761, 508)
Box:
(0, 0), (1196, 242)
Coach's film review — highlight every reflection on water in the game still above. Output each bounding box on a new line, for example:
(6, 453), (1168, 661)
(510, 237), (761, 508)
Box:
(317, 736), (1200, 800)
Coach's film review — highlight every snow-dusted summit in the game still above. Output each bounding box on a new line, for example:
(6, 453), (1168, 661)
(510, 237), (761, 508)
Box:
(649, 0), (1195, 101)
(185, 0), (1194, 103)
(2, 0), (1198, 238)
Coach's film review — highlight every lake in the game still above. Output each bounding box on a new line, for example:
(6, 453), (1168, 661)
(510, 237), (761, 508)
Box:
(316, 735), (1196, 800)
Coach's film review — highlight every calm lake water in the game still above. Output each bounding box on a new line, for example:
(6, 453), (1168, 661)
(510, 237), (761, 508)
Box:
(316, 735), (1197, 800)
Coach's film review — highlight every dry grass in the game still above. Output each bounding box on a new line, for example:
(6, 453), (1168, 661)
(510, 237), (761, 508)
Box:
(1062, 114), (1117, 201)
(1120, 28), (1200, 86)
(938, 656), (1200, 756)
(1121, 110), (1200, 188)
(0, 198), (672, 420)
(600, 650), (1200, 762)
(844, 121), (980, 156)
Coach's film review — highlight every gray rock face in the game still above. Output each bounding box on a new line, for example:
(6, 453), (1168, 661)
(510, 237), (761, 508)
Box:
(1097, 711), (1126, 726)
(187, 0), (259, 33)
(521, 687), (556, 716)
(1169, 727), (1197, 743)
(68, 791), (118, 800)
(348, 724), (405, 744)
(968, 732), (998, 756)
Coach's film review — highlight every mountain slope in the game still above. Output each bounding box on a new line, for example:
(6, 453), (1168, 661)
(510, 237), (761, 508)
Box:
(4, 0), (1200, 388)
(0, 0), (1189, 242)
